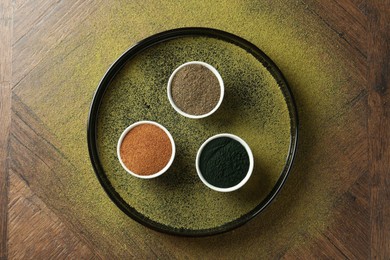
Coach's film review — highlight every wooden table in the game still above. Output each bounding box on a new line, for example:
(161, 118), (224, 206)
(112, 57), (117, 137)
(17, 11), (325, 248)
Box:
(0, 0), (389, 259)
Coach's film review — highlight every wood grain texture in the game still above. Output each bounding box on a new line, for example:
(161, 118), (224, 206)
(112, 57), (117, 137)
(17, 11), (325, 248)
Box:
(12, 0), (101, 88)
(12, 0), (28, 11)
(0, 85), (11, 260)
(0, 0), (12, 258)
(9, 94), (108, 259)
(302, 0), (368, 84)
(2, 0), (390, 258)
(367, 1), (390, 259)
(283, 171), (370, 259)
(0, 0), (12, 83)
(304, 0), (367, 58)
(8, 170), (97, 259)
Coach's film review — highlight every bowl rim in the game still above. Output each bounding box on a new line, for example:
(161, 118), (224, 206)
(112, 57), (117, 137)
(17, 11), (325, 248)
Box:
(196, 133), (254, 192)
(167, 61), (225, 119)
(117, 120), (176, 179)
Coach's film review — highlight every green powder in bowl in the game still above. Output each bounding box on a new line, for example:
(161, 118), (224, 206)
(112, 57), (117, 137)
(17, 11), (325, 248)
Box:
(196, 133), (254, 192)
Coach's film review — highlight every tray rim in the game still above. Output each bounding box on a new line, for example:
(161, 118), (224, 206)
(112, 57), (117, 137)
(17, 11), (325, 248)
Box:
(87, 27), (299, 237)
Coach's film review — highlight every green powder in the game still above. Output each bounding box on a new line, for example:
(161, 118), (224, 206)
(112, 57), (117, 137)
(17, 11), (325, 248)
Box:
(199, 136), (250, 188)
(12, 0), (356, 257)
(97, 36), (291, 230)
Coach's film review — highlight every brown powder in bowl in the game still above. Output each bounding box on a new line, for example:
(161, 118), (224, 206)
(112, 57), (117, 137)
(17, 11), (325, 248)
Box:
(119, 123), (172, 175)
(171, 64), (221, 116)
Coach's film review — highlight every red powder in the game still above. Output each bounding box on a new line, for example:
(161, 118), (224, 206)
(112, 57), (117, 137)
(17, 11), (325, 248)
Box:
(120, 123), (172, 175)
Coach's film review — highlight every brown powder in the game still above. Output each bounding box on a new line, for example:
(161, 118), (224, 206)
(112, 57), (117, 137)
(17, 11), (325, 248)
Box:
(171, 64), (221, 115)
(119, 123), (172, 175)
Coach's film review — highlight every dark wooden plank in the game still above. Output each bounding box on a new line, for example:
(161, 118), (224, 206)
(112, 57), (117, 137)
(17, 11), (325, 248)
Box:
(283, 171), (370, 259)
(323, 172), (370, 259)
(349, 0), (367, 12)
(301, 0), (368, 85)
(303, 0), (367, 58)
(331, 0), (367, 26)
(283, 234), (350, 259)
(298, 0), (367, 91)
(0, 0), (12, 258)
(8, 170), (98, 259)
(367, 1), (390, 259)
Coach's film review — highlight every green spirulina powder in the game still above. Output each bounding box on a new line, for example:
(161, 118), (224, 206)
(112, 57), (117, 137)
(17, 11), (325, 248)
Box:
(199, 136), (250, 188)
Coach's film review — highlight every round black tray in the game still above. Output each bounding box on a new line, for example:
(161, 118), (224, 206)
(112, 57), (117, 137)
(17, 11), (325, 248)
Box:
(87, 27), (298, 236)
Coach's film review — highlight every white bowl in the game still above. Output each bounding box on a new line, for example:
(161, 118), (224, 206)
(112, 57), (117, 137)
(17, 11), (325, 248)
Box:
(167, 61), (224, 119)
(117, 120), (176, 179)
(196, 133), (254, 192)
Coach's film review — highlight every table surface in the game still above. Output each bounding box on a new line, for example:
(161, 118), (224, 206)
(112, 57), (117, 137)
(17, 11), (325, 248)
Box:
(0, 0), (389, 259)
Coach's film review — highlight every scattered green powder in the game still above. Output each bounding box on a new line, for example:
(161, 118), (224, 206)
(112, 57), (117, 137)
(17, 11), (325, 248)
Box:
(97, 36), (291, 230)
(12, 0), (358, 257)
